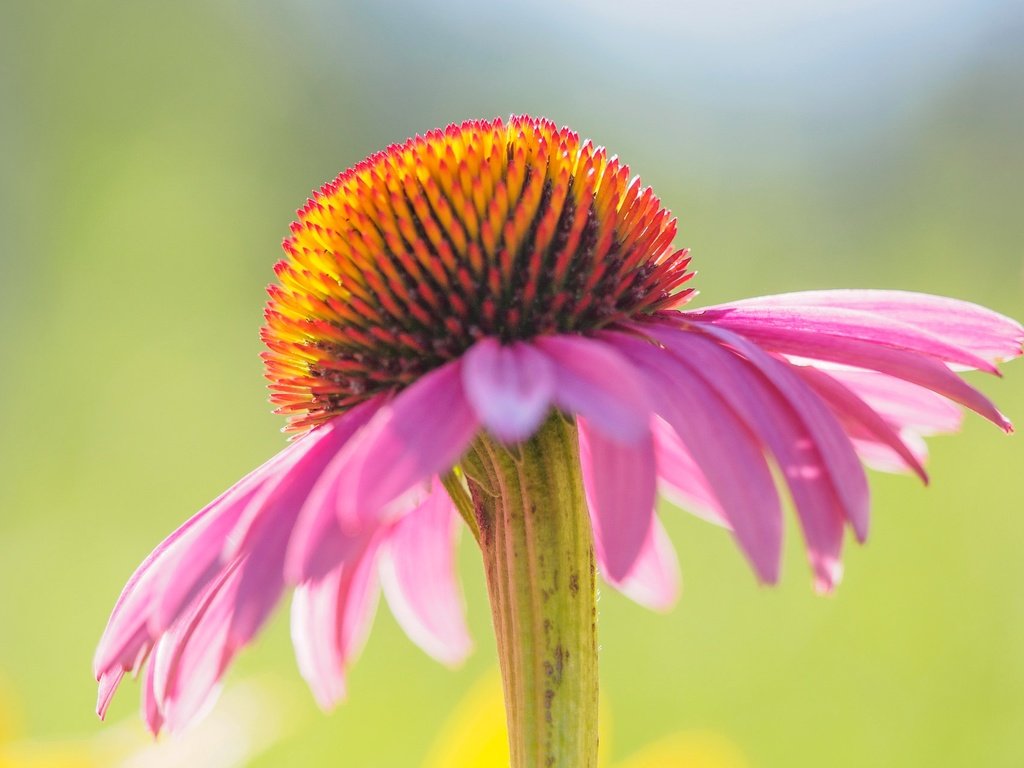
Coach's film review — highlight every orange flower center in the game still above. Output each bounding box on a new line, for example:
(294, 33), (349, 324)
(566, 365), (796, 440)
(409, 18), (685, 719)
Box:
(262, 115), (693, 432)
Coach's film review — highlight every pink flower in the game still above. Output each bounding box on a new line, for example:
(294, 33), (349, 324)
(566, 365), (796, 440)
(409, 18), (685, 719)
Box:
(95, 116), (1022, 734)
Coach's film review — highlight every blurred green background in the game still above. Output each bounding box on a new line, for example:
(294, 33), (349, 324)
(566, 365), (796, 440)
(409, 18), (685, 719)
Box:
(1, 1), (1022, 765)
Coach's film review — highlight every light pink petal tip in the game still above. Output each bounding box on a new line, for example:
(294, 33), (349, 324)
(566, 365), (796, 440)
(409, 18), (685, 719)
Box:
(462, 338), (555, 442)
(379, 481), (472, 665)
(578, 418), (658, 583)
(606, 515), (681, 611)
(291, 540), (382, 711)
(149, 561), (244, 733)
(652, 419), (726, 527)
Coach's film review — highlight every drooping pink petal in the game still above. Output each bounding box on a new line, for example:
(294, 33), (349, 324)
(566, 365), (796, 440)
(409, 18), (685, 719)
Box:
(689, 313), (1012, 431)
(150, 560), (244, 734)
(96, 668), (124, 720)
(224, 400), (383, 649)
(141, 655), (164, 736)
(578, 418), (657, 582)
(94, 448), (284, 677)
(796, 365), (929, 482)
(623, 326), (847, 590)
(291, 539), (382, 711)
(462, 338), (555, 442)
(148, 484), (261, 637)
(605, 515), (681, 611)
(710, 290), (1024, 364)
(823, 368), (963, 435)
(609, 333), (783, 584)
(378, 481), (472, 666)
(651, 418), (726, 527)
(305, 360), (478, 530)
(674, 321), (874, 542)
(535, 335), (652, 443)
(851, 430), (929, 475)
(693, 303), (999, 373)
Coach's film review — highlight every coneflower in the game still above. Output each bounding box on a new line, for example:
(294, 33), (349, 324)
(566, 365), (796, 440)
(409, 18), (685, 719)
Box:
(95, 116), (1022, 766)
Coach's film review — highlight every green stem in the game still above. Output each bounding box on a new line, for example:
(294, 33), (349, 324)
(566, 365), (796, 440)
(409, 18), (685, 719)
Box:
(459, 415), (599, 768)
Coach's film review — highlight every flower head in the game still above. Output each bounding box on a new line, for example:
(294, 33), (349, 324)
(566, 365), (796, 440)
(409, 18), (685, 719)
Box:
(263, 116), (692, 433)
(95, 116), (1022, 735)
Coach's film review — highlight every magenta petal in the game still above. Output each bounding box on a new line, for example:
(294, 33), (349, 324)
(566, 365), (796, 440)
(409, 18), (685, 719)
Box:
(141, 436), (325, 640)
(823, 368), (962, 435)
(94, 454), (275, 677)
(379, 481), (472, 665)
(605, 515), (680, 611)
(306, 360), (478, 529)
(633, 325), (848, 590)
(577, 418), (657, 583)
(291, 539), (381, 711)
(226, 401), (382, 647)
(150, 561), (243, 733)
(462, 338), (555, 442)
(694, 303), (999, 373)
(679, 322), (872, 541)
(691, 314), (1012, 431)
(651, 418), (727, 528)
(797, 366), (929, 483)
(535, 335), (651, 443)
(711, 289), (1024, 364)
(610, 333), (783, 583)
(148, 484), (261, 637)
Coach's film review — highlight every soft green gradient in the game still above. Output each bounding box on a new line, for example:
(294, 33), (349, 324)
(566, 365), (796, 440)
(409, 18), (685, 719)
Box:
(1, 2), (1021, 766)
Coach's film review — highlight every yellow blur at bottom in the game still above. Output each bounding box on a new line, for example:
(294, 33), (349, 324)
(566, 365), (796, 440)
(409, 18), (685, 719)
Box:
(0, 677), (293, 768)
(422, 673), (747, 768)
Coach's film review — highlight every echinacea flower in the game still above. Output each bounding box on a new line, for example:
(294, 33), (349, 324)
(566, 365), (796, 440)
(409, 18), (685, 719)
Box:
(95, 116), (1021, 764)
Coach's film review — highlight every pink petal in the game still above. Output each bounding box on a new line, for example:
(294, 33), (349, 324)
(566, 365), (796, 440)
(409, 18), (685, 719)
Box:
(291, 540), (381, 711)
(852, 431), (929, 475)
(690, 314), (1012, 431)
(578, 418), (657, 582)
(796, 366), (929, 483)
(462, 338), (555, 442)
(305, 360), (478, 530)
(286, 498), (371, 585)
(694, 303), (998, 373)
(610, 333), (783, 584)
(651, 419), (726, 527)
(535, 335), (651, 443)
(94, 452), (277, 677)
(677, 322), (878, 542)
(150, 560), (243, 733)
(96, 668), (124, 720)
(379, 481), (472, 665)
(141, 655), (164, 735)
(823, 368), (962, 435)
(226, 401), (382, 648)
(625, 326), (846, 589)
(148, 484), (260, 637)
(711, 290), (1024, 364)
(605, 515), (681, 611)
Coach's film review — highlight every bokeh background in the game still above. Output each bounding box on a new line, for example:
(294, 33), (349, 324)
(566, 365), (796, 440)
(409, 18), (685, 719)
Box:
(1, 1), (1022, 765)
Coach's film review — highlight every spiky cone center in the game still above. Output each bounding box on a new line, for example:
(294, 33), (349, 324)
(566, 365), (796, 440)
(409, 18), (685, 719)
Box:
(262, 115), (694, 433)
